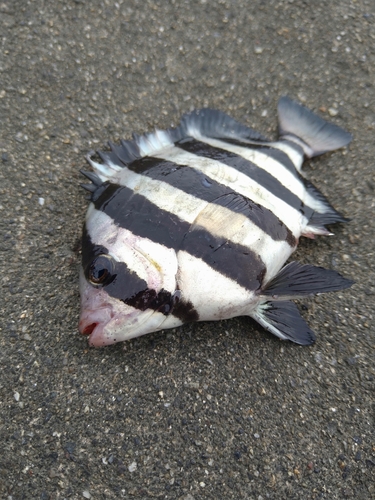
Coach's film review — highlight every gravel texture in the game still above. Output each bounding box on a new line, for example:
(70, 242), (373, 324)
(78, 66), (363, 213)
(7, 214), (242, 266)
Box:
(1, 1), (374, 499)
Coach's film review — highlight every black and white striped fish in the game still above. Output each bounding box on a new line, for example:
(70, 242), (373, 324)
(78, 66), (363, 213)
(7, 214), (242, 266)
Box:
(79, 97), (354, 347)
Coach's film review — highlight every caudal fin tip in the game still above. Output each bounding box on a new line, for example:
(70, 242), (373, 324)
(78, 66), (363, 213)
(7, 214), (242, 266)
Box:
(277, 95), (352, 157)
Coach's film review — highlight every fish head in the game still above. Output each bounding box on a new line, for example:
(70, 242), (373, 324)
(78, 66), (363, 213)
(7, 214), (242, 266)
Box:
(78, 204), (179, 347)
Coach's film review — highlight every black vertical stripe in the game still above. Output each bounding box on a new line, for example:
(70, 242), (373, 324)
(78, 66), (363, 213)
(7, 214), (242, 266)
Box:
(82, 224), (199, 322)
(127, 156), (296, 246)
(176, 138), (314, 219)
(82, 224), (148, 302)
(91, 182), (267, 292)
(281, 139), (305, 158)
(215, 137), (303, 175)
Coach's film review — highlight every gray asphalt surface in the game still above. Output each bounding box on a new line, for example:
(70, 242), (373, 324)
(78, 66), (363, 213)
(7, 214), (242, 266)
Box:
(1, 1), (374, 499)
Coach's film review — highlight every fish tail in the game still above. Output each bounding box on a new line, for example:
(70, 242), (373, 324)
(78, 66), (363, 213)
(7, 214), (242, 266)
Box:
(277, 96), (352, 158)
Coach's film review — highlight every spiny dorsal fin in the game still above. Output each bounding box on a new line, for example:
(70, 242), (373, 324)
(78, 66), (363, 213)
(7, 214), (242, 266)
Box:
(180, 108), (267, 142)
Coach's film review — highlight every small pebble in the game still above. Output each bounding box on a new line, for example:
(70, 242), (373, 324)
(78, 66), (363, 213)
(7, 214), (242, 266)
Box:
(128, 461), (137, 472)
(185, 381), (199, 390)
(328, 107), (339, 117)
(82, 491), (91, 499)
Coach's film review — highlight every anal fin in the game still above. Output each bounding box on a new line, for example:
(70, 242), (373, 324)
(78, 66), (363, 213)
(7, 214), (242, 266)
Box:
(262, 261), (354, 300)
(252, 300), (315, 345)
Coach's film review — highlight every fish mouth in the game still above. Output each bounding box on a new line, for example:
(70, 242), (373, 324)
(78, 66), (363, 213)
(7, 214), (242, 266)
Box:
(79, 317), (118, 347)
(78, 306), (115, 347)
(79, 305), (148, 347)
(80, 321), (97, 336)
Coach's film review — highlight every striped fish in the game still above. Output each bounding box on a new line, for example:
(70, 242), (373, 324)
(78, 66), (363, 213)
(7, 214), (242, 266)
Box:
(79, 97), (354, 347)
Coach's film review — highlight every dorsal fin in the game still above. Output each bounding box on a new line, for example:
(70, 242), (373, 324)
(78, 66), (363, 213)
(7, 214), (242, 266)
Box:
(180, 108), (268, 142)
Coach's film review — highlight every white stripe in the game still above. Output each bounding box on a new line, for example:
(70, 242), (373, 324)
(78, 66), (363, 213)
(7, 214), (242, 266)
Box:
(281, 134), (314, 158)
(187, 134), (325, 212)
(113, 165), (292, 280)
(86, 204), (178, 292)
(267, 141), (304, 171)
(231, 139), (328, 213)
(153, 144), (306, 237)
(230, 139), (305, 172)
(199, 136), (326, 212)
(89, 132), (324, 216)
(117, 165), (206, 224)
(177, 250), (259, 320)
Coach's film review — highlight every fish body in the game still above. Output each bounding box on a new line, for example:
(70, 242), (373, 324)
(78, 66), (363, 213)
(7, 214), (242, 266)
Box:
(79, 97), (353, 347)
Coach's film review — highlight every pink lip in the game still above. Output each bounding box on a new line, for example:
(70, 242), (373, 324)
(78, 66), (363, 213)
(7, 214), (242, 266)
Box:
(79, 317), (111, 347)
(79, 319), (98, 336)
(79, 306), (113, 345)
(79, 304), (153, 347)
(79, 305), (137, 347)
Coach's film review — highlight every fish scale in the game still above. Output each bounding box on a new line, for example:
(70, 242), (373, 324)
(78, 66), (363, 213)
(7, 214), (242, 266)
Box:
(79, 96), (353, 347)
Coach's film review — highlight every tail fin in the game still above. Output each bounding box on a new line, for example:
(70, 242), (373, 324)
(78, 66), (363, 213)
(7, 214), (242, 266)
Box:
(277, 96), (352, 158)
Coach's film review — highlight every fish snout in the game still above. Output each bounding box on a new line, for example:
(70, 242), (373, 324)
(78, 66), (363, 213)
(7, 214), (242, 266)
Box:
(78, 307), (112, 337)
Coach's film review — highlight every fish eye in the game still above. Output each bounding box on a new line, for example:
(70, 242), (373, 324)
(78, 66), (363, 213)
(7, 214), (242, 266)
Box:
(88, 254), (115, 286)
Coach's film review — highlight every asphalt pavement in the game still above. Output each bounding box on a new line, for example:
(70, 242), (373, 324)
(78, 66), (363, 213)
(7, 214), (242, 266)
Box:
(1, 1), (374, 498)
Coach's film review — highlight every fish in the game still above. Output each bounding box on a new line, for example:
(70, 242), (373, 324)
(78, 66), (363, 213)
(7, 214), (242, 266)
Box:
(78, 96), (354, 347)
